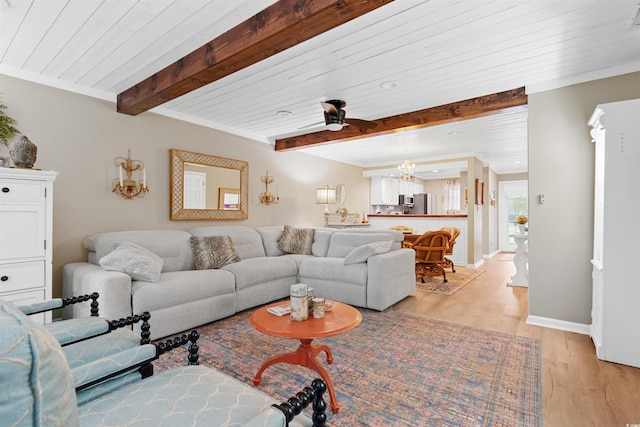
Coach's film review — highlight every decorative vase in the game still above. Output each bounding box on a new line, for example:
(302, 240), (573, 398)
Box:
(10, 135), (37, 169)
(518, 223), (526, 233)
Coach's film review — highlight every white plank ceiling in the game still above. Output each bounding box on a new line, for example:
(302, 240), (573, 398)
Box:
(2, 0), (640, 178)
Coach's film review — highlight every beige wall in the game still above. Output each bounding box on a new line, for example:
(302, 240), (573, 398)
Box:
(528, 71), (640, 324)
(482, 167), (499, 256)
(0, 75), (370, 298)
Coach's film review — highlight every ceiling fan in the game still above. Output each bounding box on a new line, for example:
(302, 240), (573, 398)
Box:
(303, 100), (378, 131)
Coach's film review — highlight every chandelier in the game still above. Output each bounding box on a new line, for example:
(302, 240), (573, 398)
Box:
(397, 159), (416, 181)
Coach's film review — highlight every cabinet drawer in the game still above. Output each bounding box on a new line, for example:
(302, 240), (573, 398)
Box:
(0, 261), (45, 293)
(0, 179), (46, 203)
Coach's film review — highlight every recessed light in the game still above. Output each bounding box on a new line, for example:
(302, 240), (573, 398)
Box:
(514, 160), (521, 164)
(380, 81), (396, 90)
(432, 170), (439, 173)
(276, 110), (292, 117)
(447, 131), (458, 136)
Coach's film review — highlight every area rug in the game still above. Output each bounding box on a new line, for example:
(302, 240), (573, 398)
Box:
(416, 267), (484, 295)
(153, 309), (541, 427)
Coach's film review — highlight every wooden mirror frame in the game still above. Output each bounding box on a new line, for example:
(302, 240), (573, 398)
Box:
(170, 148), (248, 220)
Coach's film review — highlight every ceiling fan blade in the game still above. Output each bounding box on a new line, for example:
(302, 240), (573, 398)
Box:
(345, 118), (378, 129)
(321, 102), (339, 115)
(298, 121), (326, 129)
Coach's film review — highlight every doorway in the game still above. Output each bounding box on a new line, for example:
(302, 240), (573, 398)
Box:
(499, 180), (528, 252)
(183, 171), (206, 209)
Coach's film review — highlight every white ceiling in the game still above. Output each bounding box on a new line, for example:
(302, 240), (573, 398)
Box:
(2, 0), (640, 178)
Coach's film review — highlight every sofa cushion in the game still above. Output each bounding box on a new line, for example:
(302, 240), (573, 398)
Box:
(344, 240), (393, 265)
(327, 232), (399, 257)
(86, 230), (193, 272)
(254, 226), (286, 257)
(190, 235), (240, 270)
(222, 257), (298, 291)
(188, 226), (266, 259)
(131, 269), (236, 313)
(278, 225), (315, 255)
(77, 365), (290, 426)
(299, 257), (368, 285)
(99, 241), (164, 282)
(0, 299), (79, 426)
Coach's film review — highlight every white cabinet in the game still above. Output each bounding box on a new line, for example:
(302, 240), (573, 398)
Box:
(0, 168), (57, 324)
(588, 99), (640, 368)
(371, 176), (399, 205)
(397, 180), (423, 196)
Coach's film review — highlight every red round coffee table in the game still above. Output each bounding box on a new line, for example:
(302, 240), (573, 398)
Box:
(250, 301), (362, 414)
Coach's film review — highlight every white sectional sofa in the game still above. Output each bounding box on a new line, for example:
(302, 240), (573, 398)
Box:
(63, 225), (416, 339)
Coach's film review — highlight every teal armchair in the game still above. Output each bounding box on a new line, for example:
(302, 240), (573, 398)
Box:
(0, 298), (327, 426)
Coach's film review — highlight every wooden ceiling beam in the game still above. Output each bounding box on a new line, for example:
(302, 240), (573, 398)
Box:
(117, 0), (394, 116)
(274, 87), (528, 151)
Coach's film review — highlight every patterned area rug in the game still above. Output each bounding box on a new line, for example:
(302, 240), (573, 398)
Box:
(417, 267), (484, 295)
(154, 309), (541, 426)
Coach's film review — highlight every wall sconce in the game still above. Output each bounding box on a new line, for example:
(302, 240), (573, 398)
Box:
(259, 170), (279, 205)
(316, 185), (337, 226)
(112, 149), (148, 199)
(490, 190), (497, 206)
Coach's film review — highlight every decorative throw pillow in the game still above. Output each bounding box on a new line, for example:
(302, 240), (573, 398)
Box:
(344, 240), (393, 265)
(190, 235), (240, 270)
(277, 225), (315, 255)
(98, 241), (163, 282)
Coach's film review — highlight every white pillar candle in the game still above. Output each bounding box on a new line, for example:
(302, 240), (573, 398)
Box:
(143, 168), (146, 189)
(119, 165), (123, 186)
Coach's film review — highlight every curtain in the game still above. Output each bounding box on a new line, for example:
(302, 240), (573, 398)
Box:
(441, 179), (461, 213)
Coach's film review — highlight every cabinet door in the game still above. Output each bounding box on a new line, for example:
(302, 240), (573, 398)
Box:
(388, 178), (399, 204)
(0, 204), (46, 261)
(370, 176), (384, 205)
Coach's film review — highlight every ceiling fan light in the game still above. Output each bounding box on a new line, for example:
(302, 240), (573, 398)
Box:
(327, 123), (343, 131)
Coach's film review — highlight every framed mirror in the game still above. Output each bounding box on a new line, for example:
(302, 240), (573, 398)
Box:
(170, 148), (248, 220)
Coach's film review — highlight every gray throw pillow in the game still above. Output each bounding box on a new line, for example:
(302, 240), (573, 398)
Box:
(344, 240), (393, 265)
(277, 225), (315, 255)
(191, 235), (240, 270)
(98, 241), (164, 282)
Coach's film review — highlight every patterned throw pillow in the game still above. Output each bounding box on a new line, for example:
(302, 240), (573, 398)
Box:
(277, 225), (315, 255)
(344, 240), (393, 265)
(99, 241), (164, 282)
(190, 235), (240, 270)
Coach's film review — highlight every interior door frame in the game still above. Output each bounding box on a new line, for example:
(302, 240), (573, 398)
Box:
(499, 180), (528, 252)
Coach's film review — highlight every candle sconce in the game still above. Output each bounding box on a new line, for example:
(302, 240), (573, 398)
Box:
(259, 170), (279, 205)
(112, 149), (149, 199)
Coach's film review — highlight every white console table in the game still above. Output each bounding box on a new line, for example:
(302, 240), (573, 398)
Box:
(508, 233), (528, 287)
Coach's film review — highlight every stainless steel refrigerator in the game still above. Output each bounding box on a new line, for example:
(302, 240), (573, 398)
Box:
(411, 193), (434, 214)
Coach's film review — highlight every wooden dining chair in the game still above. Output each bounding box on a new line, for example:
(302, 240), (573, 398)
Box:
(439, 226), (460, 272)
(412, 230), (451, 283)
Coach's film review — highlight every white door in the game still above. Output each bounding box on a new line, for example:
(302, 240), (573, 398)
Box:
(499, 180), (528, 252)
(183, 171), (206, 209)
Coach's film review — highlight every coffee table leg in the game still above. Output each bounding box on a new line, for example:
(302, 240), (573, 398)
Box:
(253, 338), (341, 414)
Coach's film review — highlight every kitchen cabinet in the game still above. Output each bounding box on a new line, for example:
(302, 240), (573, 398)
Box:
(397, 180), (424, 196)
(588, 98), (640, 368)
(0, 168), (57, 324)
(371, 176), (399, 205)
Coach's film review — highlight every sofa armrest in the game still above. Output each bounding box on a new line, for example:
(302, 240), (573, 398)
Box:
(72, 344), (158, 390)
(63, 262), (132, 321)
(366, 248), (417, 311)
(19, 292), (100, 316)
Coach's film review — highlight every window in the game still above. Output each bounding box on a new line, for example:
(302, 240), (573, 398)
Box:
(441, 179), (461, 213)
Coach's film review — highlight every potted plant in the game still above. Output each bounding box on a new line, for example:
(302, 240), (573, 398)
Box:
(0, 97), (20, 167)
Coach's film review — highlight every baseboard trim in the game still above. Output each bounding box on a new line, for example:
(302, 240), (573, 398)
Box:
(472, 259), (485, 268)
(526, 315), (591, 335)
(484, 250), (500, 259)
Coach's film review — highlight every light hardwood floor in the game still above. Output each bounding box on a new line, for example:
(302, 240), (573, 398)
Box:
(391, 252), (640, 426)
